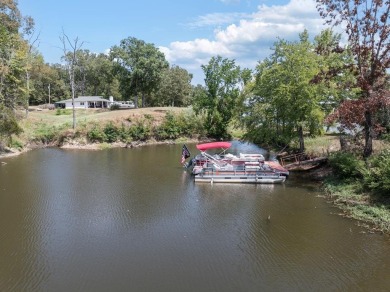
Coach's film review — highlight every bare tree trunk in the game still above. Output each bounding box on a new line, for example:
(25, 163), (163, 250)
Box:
(134, 95), (138, 108)
(60, 31), (83, 129)
(71, 73), (76, 129)
(25, 70), (30, 117)
(363, 110), (373, 157)
(298, 125), (305, 153)
(25, 32), (40, 118)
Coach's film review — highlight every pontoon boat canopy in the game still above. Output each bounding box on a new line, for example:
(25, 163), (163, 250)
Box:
(196, 142), (232, 151)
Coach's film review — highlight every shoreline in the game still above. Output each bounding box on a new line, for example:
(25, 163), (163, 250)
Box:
(0, 138), (201, 159)
(0, 147), (31, 160)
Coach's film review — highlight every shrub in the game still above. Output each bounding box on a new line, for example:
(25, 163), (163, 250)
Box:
(360, 149), (390, 195)
(129, 119), (152, 141)
(110, 104), (120, 111)
(156, 111), (181, 140)
(33, 123), (58, 144)
(381, 133), (390, 142)
(118, 123), (131, 143)
(9, 138), (24, 150)
(103, 122), (120, 143)
(328, 151), (364, 179)
(0, 105), (22, 138)
(173, 111), (196, 137)
(87, 125), (106, 142)
(55, 109), (72, 115)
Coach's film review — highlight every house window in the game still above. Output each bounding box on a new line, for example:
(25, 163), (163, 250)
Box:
(80, 102), (84, 105)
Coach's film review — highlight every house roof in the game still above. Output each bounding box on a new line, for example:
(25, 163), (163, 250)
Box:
(55, 96), (110, 104)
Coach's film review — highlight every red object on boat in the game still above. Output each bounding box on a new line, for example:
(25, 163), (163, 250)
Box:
(196, 142), (232, 151)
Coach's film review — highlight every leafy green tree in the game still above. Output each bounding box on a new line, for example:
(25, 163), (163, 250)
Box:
(312, 29), (359, 113)
(68, 50), (120, 98)
(50, 63), (71, 101)
(0, 0), (27, 146)
(111, 37), (169, 108)
(0, 0), (35, 116)
(29, 60), (69, 105)
(244, 30), (357, 151)
(84, 53), (120, 98)
(0, 104), (22, 146)
(0, 0), (22, 34)
(193, 55), (242, 138)
(244, 31), (324, 151)
(0, 24), (27, 110)
(190, 84), (207, 107)
(0, 0), (36, 148)
(151, 65), (193, 106)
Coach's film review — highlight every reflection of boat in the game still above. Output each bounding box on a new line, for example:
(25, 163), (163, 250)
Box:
(186, 142), (289, 184)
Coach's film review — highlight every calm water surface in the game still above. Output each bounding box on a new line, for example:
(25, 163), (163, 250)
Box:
(0, 143), (389, 291)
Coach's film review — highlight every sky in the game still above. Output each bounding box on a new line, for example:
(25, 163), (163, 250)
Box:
(18, 0), (330, 85)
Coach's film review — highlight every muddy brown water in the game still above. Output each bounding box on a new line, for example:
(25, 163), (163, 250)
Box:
(0, 142), (389, 291)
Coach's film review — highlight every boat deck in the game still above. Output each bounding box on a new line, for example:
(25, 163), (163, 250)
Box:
(194, 168), (286, 184)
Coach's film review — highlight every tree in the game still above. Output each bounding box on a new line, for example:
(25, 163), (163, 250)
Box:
(111, 37), (169, 108)
(0, 24), (26, 110)
(24, 31), (40, 115)
(193, 56), (242, 138)
(60, 32), (84, 129)
(151, 65), (192, 107)
(243, 31), (326, 151)
(312, 29), (359, 112)
(28, 60), (69, 105)
(0, 0), (21, 34)
(83, 52), (120, 98)
(0, 104), (21, 148)
(0, 0), (34, 147)
(0, 0), (32, 110)
(316, 0), (390, 157)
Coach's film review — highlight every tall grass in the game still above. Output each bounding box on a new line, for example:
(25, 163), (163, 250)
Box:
(304, 135), (340, 156)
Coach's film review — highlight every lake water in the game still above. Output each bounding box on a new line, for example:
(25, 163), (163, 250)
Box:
(0, 142), (389, 291)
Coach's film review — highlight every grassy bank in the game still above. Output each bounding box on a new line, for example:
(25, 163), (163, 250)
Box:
(323, 178), (390, 233)
(275, 133), (390, 234)
(322, 149), (390, 234)
(5, 107), (204, 151)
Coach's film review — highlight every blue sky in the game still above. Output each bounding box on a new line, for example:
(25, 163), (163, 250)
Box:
(18, 0), (328, 85)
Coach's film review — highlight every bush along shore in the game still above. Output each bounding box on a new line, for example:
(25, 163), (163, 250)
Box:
(1, 109), (389, 234)
(323, 150), (390, 234)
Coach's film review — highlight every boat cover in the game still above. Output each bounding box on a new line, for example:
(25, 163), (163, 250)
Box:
(196, 142), (232, 151)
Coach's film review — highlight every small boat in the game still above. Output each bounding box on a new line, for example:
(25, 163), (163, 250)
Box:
(185, 142), (289, 184)
(277, 152), (328, 172)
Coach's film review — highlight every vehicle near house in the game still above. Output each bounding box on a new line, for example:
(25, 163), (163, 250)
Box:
(111, 100), (135, 109)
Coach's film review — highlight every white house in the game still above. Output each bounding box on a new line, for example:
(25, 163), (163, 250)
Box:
(55, 96), (113, 109)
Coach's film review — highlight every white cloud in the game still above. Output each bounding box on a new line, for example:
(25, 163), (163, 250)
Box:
(160, 0), (328, 84)
(187, 12), (249, 28)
